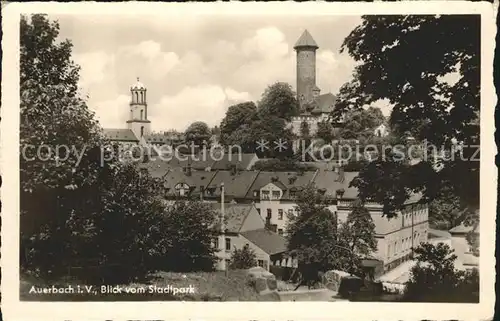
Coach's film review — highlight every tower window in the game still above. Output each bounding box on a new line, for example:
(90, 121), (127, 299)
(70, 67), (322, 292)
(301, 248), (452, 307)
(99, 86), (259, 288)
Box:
(140, 109), (144, 120)
(140, 91), (144, 104)
(141, 126), (144, 137)
(135, 92), (139, 103)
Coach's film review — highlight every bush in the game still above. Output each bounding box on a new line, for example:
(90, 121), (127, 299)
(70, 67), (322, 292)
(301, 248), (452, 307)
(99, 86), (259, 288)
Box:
(230, 245), (257, 270)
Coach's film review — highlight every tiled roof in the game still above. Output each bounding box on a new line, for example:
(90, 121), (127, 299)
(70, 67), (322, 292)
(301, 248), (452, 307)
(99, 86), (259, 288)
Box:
(246, 171), (317, 199)
(311, 93), (337, 114)
(312, 170), (359, 199)
(207, 170), (260, 199)
(294, 30), (319, 49)
(211, 153), (258, 171)
(208, 203), (254, 233)
(103, 128), (139, 142)
(163, 168), (217, 197)
(138, 160), (171, 178)
(240, 228), (288, 255)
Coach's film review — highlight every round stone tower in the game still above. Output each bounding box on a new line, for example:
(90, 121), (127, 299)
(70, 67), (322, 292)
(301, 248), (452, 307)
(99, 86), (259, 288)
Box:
(294, 30), (319, 111)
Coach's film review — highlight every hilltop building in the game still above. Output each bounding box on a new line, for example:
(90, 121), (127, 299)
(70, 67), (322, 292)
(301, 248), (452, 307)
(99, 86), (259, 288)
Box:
(290, 30), (344, 137)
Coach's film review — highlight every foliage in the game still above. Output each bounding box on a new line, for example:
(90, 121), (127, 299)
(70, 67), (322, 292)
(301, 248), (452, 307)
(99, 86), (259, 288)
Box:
(160, 201), (220, 272)
(428, 186), (467, 229)
(185, 121), (212, 147)
(403, 243), (479, 302)
(316, 120), (335, 142)
(337, 201), (377, 275)
(219, 102), (258, 145)
(258, 82), (299, 121)
(286, 185), (338, 270)
(339, 107), (385, 140)
(343, 159), (369, 172)
(339, 15), (480, 219)
(229, 244), (258, 270)
(20, 15), (218, 284)
(465, 228), (479, 257)
(218, 85), (296, 158)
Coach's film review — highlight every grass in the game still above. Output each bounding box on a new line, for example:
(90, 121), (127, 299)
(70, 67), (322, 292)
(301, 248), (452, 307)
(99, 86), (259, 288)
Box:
(20, 269), (271, 301)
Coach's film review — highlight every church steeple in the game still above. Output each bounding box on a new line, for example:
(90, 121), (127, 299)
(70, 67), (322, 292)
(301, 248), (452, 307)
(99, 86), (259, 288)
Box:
(127, 77), (151, 139)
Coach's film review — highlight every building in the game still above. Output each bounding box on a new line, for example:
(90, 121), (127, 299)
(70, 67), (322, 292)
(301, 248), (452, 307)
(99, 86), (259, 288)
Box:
(373, 123), (389, 137)
(146, 163), (429, 274)
(209, 203), (294, 271)
(289, 30), (343, 137)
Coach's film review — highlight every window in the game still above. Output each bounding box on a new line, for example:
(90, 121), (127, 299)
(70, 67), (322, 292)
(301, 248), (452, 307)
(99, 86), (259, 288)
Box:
(258, 260), (264, 267)
(278, 209), (284, 220)
(140, 126), (144, 137)
(140, 109), (144, 120)
(225, 238), (231, 251)
(179, 188), (185, 197)
(272, 191), (280, 199)
(213, 238), (219, 249)
(394, 242), (397, 256)
(253, 190), (259, 197)
(388, 244), (391, 258)
(266, 209), (272, 219)
(278, 229), (284, 236)
(290, 191), (296, 198)
(262, 190), (270, 200)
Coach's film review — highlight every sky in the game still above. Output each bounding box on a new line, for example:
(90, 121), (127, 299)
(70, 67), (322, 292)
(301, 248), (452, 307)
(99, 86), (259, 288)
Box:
(52, 14), (382, 132)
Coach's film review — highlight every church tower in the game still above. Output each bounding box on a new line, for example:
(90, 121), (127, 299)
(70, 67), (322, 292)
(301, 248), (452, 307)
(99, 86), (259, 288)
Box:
(127, 77), (151, 140)
(294, 30), (319, 111)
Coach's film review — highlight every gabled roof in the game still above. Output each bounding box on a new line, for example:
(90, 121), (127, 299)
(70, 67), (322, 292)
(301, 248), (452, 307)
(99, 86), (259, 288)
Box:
(208, 203), (255, 233)
(163, 168), (217, 197)
(103, 128), (139, 142)
(449, 222), (477, 235)
(310, 93), (337, 114)
(311, 170), (358, 199)
(246, 171), (317, 199)
(294, 30), (319, 49)
(207, 170), (260, 199)
(211, 153), (258, 171)
(240, 228), (288, 255)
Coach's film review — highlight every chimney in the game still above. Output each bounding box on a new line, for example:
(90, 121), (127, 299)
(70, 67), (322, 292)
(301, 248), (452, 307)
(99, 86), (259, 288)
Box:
(186, 164), (192, 176)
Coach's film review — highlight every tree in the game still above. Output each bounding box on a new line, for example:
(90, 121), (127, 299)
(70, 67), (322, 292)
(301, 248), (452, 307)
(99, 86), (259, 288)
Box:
(340, 15), (479, 218)
(229, 244), (258, 269)
(286, 185), (339, 288)
(337, 200), (377, 276)
(339, 107), (385, 140)
(185, 121), (212, 148)
(403, 243), (479, 302)
(428, 186), (467, 230)
(249, 116), (295, 159)
(316, 120), (334, 142)
(161, 200), (220, 272)
(219, 102), (258, 145)
(20, 15), (167, 284)
(258, 82), (299, 120)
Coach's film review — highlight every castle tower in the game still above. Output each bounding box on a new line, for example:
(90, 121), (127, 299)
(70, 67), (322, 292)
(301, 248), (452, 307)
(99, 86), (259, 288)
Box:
(294, 30), (319, 111)
(127, 77), (151, 139)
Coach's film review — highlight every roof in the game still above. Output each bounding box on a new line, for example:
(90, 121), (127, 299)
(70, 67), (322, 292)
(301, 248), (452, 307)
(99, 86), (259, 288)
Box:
(103, 128), (139, 142)
(138, 160), (171, 178)
(145, 132), (184, 144)
(310, 93), (337, 114)
(208, 203), (255, 233)
(211, 153), (258, 171)
(240, 228), (288, 255)
(208, 170), (260, 199)
(246, 171), (317, 199)
(294, 30), (319, 49)
(163, 168), (217, 197)
(312, 170), (359, 199)
(462, 253), (479, 266)
(131, 77), (146, 90)
(428, 229), (452, 239)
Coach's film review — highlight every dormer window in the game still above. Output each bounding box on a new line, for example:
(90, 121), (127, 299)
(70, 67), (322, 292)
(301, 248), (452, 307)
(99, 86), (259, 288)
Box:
(253, 190), (260, 197)
(272, 191), (280, 199)
(261, 190), (270, 200)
